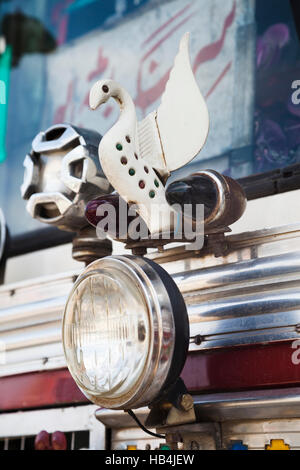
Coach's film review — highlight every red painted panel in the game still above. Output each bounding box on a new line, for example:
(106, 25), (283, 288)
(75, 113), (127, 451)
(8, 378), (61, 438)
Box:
(2, 340), (300, 411)
(182, 340), (300, 392)
(0, 369), (88, 411)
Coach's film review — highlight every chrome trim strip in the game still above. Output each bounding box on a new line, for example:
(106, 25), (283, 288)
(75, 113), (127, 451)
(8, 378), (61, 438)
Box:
(1, 226), (300, 375)
(193, 388), (300, 421)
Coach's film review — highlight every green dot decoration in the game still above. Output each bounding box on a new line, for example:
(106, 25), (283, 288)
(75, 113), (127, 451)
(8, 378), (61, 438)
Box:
(154, 179), (159, 188)
(129, 168), (135, 176)
(149, 190), (155, 199)
(116, 143), (123, 151)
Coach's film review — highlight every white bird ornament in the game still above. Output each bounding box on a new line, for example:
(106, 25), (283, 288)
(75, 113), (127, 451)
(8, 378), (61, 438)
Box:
(89, 32), (209, 236)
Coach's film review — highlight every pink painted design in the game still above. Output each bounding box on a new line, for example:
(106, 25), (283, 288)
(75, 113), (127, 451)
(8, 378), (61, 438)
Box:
(51, 0), (75, 46)
(80, 49), (110, 111)
(103, 105), (114, 119)
(141, 2), (193, 47)
(53, 1), (236, 125)
(135, 1), (234, 114)
(88, 48), (109, 82)
(57, 16), (68, 46)
(205, 61), (232, 99)
(53, 80), (74, 123)
(81, 91), (90, 110)
(135, 10), (195, 113)
(149, 60), (159, 74)
(193, 1), (236, 74)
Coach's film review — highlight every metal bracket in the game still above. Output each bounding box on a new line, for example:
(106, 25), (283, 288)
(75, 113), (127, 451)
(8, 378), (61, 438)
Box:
(145, 378), (196, 428)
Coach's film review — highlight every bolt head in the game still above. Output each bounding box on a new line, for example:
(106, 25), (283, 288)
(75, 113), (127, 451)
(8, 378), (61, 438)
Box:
(179, 394), (194, 411)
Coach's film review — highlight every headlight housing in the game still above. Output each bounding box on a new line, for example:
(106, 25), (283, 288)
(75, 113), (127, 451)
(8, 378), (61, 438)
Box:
(62, 255), (189, 410)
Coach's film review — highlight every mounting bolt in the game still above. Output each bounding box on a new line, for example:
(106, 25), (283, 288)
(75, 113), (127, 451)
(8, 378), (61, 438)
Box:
(190, 334), (203, 346)
(178, 394), (194, 412)
(131, 246), (147, 256)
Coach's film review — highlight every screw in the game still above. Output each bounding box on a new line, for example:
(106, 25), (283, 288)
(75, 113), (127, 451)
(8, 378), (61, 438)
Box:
(190, 334), (202, 346)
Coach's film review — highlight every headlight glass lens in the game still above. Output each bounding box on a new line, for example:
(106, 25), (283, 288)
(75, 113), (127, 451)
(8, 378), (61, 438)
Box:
(63, 267), (151, 399)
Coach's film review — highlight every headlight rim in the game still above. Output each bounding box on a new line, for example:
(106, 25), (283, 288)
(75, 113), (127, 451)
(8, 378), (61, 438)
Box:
(62, 255), (189, 410)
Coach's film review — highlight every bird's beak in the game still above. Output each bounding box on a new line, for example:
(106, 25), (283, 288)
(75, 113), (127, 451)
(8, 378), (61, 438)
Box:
(89, 82), (105, 110)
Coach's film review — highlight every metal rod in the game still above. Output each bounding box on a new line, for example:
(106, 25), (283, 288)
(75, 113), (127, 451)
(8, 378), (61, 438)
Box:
(6, 227), (74, 258)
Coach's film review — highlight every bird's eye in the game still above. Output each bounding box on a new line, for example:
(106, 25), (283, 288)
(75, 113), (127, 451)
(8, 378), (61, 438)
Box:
(102, 85), (109, 93)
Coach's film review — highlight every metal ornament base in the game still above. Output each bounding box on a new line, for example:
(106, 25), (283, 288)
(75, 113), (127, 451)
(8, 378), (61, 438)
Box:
(124, 227), (231, 257)
(72, 226), (112, 265)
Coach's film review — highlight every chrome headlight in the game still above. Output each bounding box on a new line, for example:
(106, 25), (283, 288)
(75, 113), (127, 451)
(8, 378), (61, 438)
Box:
(62, 255), (189, 410)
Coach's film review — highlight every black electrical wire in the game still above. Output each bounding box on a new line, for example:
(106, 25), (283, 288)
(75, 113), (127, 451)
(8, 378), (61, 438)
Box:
(126, 409), (166, 440)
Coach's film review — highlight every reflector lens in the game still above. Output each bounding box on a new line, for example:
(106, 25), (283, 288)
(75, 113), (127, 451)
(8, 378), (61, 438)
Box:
(63, 267), (150, 399)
